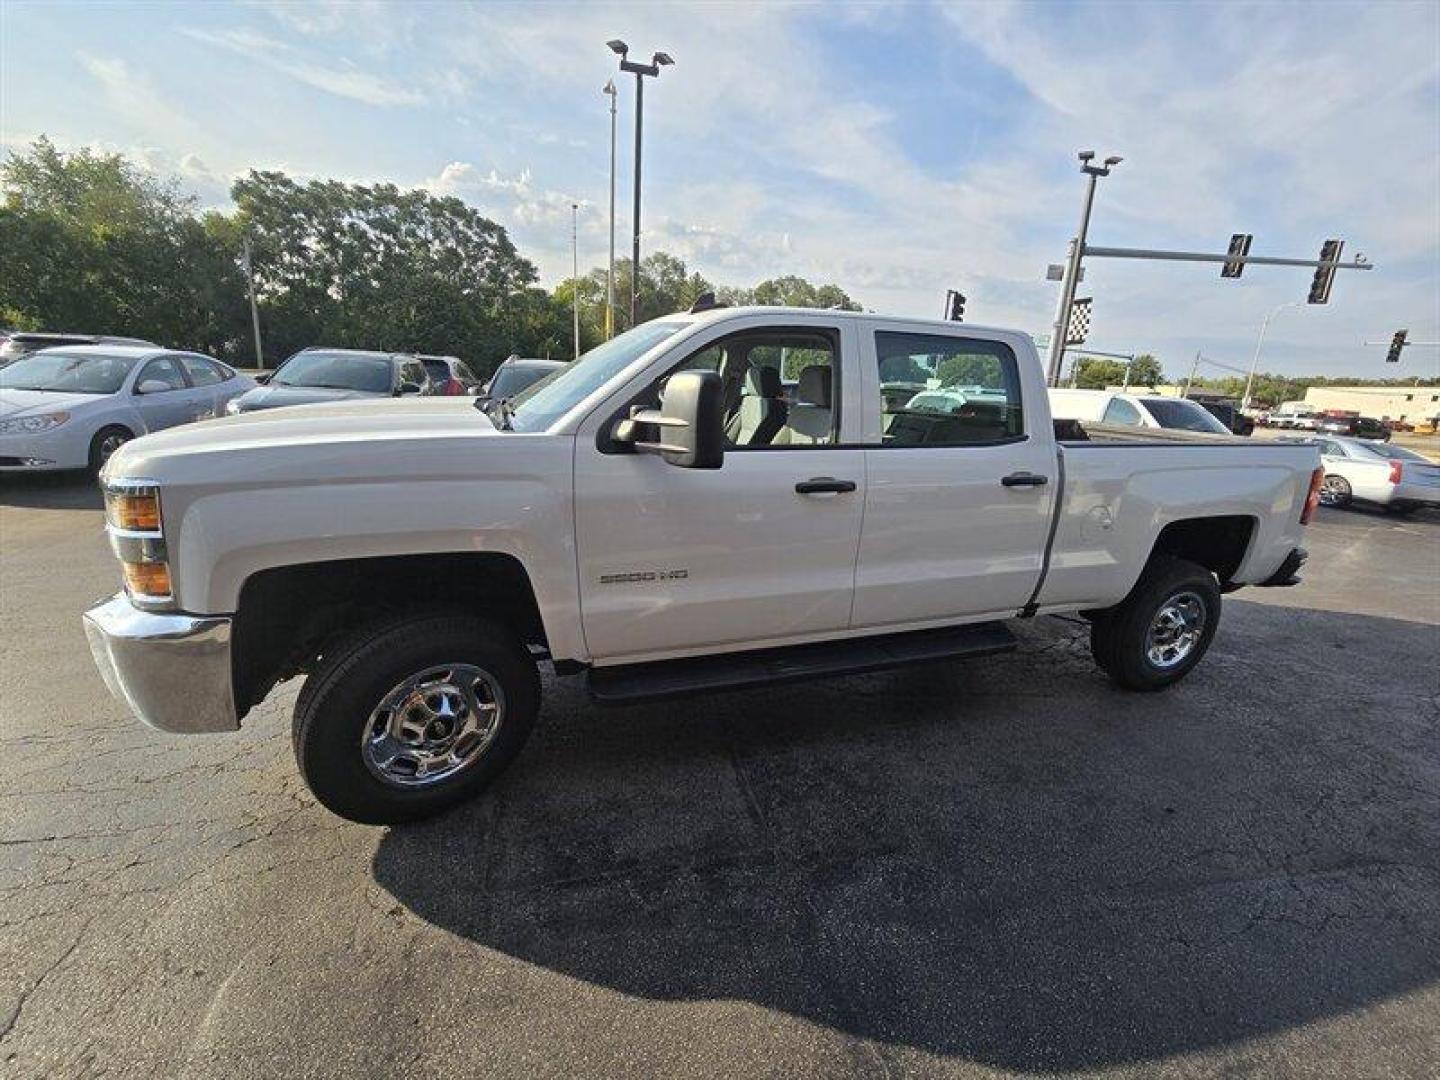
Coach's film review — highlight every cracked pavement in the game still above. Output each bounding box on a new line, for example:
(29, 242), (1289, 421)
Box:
(1, 475), (1437, 1078)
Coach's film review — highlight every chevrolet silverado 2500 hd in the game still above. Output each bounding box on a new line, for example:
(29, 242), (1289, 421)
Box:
(84, 306), (1323, 823)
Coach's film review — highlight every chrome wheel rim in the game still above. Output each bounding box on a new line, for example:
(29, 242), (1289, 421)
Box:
(1145, 591), (1206, 669)
(360, 664), (504, 788)
(98, 433), (128, 464)
(1318, 476), (1347, 505)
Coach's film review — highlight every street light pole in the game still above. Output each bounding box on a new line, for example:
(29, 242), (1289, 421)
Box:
(1046, 151), (1121, 387)
(571, 203), (581, 361)
(603, 79), (618, 340)
(1243, 301), (1301, 412)
(241, 233), (264, 369)
(608, 39), (673, 330)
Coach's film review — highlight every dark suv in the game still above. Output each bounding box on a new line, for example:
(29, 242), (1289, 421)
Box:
(1199, 400), (1254, 436)
(1315, 415), (1390, 441)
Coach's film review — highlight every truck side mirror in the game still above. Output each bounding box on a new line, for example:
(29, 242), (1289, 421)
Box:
(612, 370), (725, 469)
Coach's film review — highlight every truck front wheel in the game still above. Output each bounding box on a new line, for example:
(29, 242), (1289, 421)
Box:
(1089, 557), (1221, 691)
(292, 614), (539, 824)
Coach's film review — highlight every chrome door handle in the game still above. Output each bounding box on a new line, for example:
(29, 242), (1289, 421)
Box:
(795, 477), (857, 494)
(1000, 472), (1048, 487)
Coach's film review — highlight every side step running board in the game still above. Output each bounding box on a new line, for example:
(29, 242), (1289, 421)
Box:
(587, 622), (1017, 705)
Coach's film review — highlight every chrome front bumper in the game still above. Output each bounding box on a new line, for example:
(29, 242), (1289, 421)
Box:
(83, 594), (238, 734)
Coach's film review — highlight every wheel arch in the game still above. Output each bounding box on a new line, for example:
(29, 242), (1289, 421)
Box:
(1146, 514), (1258, 587)
(230, 552), (547, 719)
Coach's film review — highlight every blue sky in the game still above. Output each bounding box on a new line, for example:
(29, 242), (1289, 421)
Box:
(2, 0), (1437, 380)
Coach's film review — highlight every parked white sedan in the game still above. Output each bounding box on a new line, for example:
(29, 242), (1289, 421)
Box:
(0, 345), (254, 475)
(1048, 389), (1232, 435)
(1315, 435), (1440, 514)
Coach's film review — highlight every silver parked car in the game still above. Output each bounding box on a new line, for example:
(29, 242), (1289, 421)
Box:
(1315, 435), (1440, 514)
(0, 346), (254, 474)
(225, 348), (433, 414)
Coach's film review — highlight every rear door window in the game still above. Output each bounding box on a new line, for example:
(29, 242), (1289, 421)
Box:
(180, 356), (224, 386)
(873, 332), (1023, 446)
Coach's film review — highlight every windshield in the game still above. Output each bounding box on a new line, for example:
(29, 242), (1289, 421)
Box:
(0, 350), (140, 394)
(1142, 398), (1231, 434)
(505, 320), (688, 432)
(488, 364), (554, 401)
(1355, 442), (1430, 463)
(272, 351), (393, 393)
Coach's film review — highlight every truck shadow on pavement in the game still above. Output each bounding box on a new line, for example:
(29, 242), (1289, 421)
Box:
(0, 472), (103, 510)
(373, 603), (1440, 1071)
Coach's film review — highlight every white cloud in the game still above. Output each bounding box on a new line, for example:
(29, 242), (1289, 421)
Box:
(78, 53), (209, 147)
(181, 27), (423, 106)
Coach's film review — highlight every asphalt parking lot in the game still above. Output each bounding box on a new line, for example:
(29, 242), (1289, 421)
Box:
(1, 475), (1437, 1078)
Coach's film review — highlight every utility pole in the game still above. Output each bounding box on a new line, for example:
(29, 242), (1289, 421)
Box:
(1183, 351), (1201, 397)
(241, 234), (264, 369)
(1046, 151), (1121, 387)
(571, 204), (581, 361)
(608, 40), (673, 329)
(1243, 301), (1302, 411)
(603, 79), (618, 339)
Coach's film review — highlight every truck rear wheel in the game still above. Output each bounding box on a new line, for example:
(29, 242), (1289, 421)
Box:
(1090, 557), (1220, 691)
(292, 614), (539, 824)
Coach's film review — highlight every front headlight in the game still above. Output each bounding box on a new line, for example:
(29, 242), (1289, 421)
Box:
(104, 479), (173, 607)
(0, 411), (70, 435)
(224, 398), (243, 415)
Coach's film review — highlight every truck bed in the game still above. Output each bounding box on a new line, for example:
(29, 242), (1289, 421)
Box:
(1033, 427), (1319, 611)
(1056, 420), (1264, 447)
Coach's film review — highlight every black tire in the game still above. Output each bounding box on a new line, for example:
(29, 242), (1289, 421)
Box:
(1090, 556), (1221, 692)
(293, 613), (539, 824)
(88, 425), (133, 476)
(1319, 473), (1352, 508)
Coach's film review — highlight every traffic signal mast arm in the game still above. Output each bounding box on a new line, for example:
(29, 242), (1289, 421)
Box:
(1082, 245), (1373, 272)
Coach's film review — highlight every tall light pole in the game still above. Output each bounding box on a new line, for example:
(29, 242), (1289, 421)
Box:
(1046, 151), (1122, 387)
(603, 79), (618, 340)
(608, 39), (673, 329)
(571, 203), (581, 361)
(1243, 300), (1301, 411)
(241, 233), (264, 369)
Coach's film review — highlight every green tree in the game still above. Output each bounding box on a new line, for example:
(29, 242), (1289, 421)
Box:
(1129, 354), (1164, 387)
(231, 170), (541, 367)
(1073, 358), (1128, 388)
(0, 138), (249, 357)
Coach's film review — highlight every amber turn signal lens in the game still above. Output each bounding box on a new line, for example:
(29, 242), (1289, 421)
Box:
(122, 561), (172, 598)
(109, 492), (161, 532)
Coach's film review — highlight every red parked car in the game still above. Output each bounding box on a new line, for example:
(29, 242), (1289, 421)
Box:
(419, 354), (483, 396)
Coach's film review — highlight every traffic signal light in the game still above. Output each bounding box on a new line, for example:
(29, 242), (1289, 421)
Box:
(947, 290), (966, 322)
(1220, 232), (1252, 278)
(1308, 239), (1343, 304)
(1386, 329), (1407, 363)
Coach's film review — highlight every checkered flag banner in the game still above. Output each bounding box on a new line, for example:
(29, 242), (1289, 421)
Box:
(1065, 297), (1092, 345)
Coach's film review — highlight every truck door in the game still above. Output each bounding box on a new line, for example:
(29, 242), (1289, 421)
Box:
(851, 324), (1056, 627)
(573, 318), (866, 663)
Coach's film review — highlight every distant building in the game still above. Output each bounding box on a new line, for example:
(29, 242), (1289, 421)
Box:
(1104, 384), (1234, 402)
(1302, 386), (1440, 423)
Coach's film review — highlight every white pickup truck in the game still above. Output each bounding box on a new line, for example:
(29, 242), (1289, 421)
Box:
(84, 305), (1322, 823)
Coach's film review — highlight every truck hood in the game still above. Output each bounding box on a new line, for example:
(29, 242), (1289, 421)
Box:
(103, 396), (508, 483)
